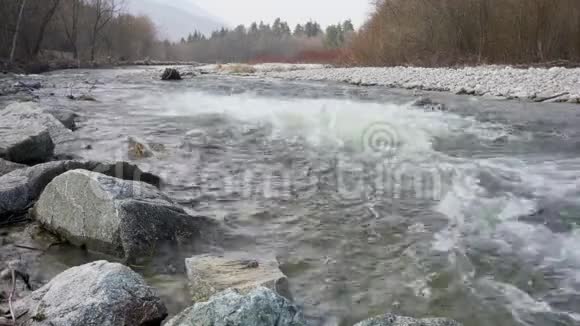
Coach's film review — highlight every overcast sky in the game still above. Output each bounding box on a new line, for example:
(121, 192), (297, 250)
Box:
(192, 0), (373, 28)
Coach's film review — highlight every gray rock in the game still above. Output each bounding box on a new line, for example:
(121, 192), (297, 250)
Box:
(43, 107), (78, 130)
(0, 160), (161, 219)
(186, 252), (292, 303)
(14, 81), (42, 90)
(161, 68), (182, 81)
(165, 287), (305, 326)
(0, 158), (26, 177)
(1, 102), (73, 145)
(14, 260), (167, 326)
(0, 112), (54, 163)
(353, 313), (463, 326)
(33, 169), (213, 263)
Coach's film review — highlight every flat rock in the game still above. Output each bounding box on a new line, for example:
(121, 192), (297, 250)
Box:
(165, 287), (305, 326)
(0, 113), (54, 164)
(0, 158), (26, 177)
(14, 260), (167, 326)
(0, 160), (161, 220)
(354, 313), (463, 326)
(33, 169), (213, 263)
(186, 252), (291, 303)
(2, 102), (73, 145)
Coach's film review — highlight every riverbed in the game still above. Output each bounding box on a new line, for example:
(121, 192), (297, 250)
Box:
(2, 66), (580, 326)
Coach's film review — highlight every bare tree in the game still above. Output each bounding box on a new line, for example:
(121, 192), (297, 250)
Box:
(88, 0), (121, 61)
(61, 0), (82, 59)
(9, 0), (26, 63)
(32, 0), (61, 57)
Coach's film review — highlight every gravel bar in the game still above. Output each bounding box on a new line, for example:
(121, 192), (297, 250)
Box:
(266, 66), (580, 103)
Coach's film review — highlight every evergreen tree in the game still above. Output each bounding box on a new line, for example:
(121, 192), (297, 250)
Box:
(293, 24), (305, 37)
(342, 20), (355, 33)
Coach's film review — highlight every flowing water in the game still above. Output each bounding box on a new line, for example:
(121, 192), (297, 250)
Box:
(7, 67), (580, 325)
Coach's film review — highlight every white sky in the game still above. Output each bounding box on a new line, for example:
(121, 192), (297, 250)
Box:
(192, 0), (374, 28)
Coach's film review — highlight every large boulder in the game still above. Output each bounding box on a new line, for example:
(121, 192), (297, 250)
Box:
(165, 287), (305, 326)
(186, 252), (291, 303)
(353, 314), (463, 326)
(33, 169), (213, 263)
(0, 158), (25, 177)
(0, 160), (161, 220)
(14, 261), (167, 326)
(161, 68), (182, 81)
(1, 102), (73, 145)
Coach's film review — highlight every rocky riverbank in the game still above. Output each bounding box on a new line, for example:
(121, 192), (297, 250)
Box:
(0, 78), (465, 325)
(263, 65), (580, 103)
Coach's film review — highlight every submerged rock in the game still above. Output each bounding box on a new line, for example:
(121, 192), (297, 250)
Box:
(0, 158), (25, 177)
(161, 68), (182, 81)
(165, 287), (305, 326)
(77, 94), (97, 101)
(411, 97), (447, 111)
(33, 169), (213, 263)
(353, 313), (463, 326)
(186, 252), (292, 303)
(14, 261), (167, 326)
(128, 136), (154, 160)
(14, 81), (42, 90)
(43, 107), (78, 130)
(0, 160), (161, 220)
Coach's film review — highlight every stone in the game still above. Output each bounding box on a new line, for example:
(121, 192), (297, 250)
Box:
(0, 109), (54, 163)
(353, 313), (463, 326)
(186, 252), (291, 303)
(33, 169), (213, 263)
(0, 158), (25, 177)
(14, 261), (167, 326)
(161, 68), (182, 81)
(1, 102), (73, 145)
(14, 81), (42, 90)
(0, 160), (161, 219)
(43, 107), (78, 130)
(77, 94), (97, 101)
(128, 136), (154, 160)
(165, 287), (305, 326)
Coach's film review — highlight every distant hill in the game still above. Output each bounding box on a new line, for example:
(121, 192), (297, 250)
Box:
(125, 0), (227, 41)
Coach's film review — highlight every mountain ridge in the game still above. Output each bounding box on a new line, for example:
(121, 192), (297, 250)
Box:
(124, 0), (227, 41)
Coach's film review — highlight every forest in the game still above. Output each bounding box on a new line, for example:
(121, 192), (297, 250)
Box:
(162, 20), (355, 63)
(0, 0), (156, 69)
(350, 0), (580, 66)
(0, 0), (353, 69)
(2, 0), (580, 69)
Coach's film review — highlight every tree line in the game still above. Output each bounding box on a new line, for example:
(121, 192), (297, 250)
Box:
(160, 19), (355, 63)
(350, 0), (580, 66)
(0, 0), (156, 67)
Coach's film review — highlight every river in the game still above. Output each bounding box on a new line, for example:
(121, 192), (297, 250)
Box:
(8, 67), (580, 326)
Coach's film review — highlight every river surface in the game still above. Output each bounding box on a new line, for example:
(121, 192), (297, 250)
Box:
(8, 67), (580, 325)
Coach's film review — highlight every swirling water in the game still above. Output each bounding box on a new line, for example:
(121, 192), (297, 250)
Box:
(13, 67), (580, 325)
